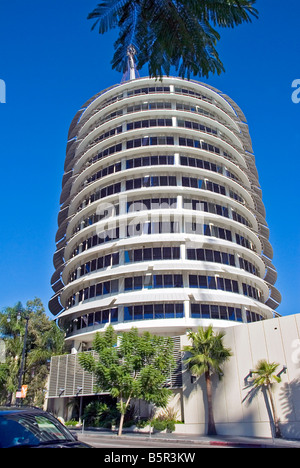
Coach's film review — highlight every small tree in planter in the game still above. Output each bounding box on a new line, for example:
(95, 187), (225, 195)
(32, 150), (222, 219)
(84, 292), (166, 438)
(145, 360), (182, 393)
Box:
(79, 325), (175, 436)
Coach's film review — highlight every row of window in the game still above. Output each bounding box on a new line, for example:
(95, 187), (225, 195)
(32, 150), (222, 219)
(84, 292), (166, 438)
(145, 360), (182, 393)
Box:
(125, 175), (177, 190)
(190, 304), (263, 322)
(66, 272), (262, 308)
(182, 176), (224, 193)
(127, 197), (177, 212)
(191, 303), (242, 321)
(74, 193), (249, 236)
(77, 181), (121, 212)
(83, 84), (226, 150)
(127, 118), (172, 130)
(85, 161), (122, 187)
(174, 86), (212, 102)
(184, 198), (228, 217)
(82, 152), (240, 197)
(69, 252), (120, 282)
(66, 308), (118, 334)
(185, 221), (232, 241)
(82, 153), (229, 195)
(71, 219), (255, 259)
(124, 303), (184, 321)
(88, 142), (123, 166)
(182, 177), (244, 203)
(85, 93), (230, 146)
(126, 136), (174, 149)
(242, 283), (261, 300)
(84, 95), (216, 142)
(68, 244), (259, 284)
(127, 86), (171, 96)
(176, 102), (214, 118)
(70, 278), (119, 307)
(89, 108), (123, 131)
(82, 84), (217, 144)
(184, 198), (249, 226)
(186, 222), (253, 250)
(125, 135), (224, 158)
(187, 248), (235, 266)
(126, 154), (175, 168)
(85, 134), (234, 172)
(178, 137), (220, 154)
(180, 156), (238, 181)
(124, 274), (184, 290)
(125, 246), (180, 263)
(187, 248), (258, 276)
(63, 302), (264, 336)
(177, 119), (218, 135)
(126, 117), (219, 137)
(189, 274), (239, 293)
(100, 84), (210, 102)
(82, 151), (239, 196)
(92, 124), (122, 145)
(86, 99), (217, 139)
(77, 172), (244, 214)
(127, 101), (172, 112)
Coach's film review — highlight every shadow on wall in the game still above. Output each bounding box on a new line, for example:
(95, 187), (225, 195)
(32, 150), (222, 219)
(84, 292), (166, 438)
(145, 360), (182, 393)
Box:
(280, 379), (300, 440)
(242, 376), (300, 440)
(182, 358), (258, 437)
(242, 383), (275, 437)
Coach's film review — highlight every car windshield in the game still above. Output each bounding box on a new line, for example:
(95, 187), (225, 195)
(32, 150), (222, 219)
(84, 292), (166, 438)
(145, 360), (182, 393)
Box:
(0, 412), (74, 448)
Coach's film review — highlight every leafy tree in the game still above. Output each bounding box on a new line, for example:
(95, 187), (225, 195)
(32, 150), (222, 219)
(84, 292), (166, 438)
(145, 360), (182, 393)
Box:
(0, 298), (65, 406)
(87, 0), (258, 78)
(78, 325), (175, 435)
(183, 325), (232, 435)
(250, 359), (282, 438)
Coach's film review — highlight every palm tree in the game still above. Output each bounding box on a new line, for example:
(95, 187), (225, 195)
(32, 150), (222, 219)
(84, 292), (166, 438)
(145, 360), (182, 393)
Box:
(183, 325), (232, 435)
(251, 360), (282, 438)
(87, 0), (258, 79)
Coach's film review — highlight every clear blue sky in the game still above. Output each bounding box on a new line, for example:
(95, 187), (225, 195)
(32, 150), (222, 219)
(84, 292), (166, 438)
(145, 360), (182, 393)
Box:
(0, 0), (299, 318)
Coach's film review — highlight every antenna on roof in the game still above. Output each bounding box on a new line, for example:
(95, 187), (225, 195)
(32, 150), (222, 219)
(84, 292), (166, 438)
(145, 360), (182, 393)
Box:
(121, 45), (139, 82)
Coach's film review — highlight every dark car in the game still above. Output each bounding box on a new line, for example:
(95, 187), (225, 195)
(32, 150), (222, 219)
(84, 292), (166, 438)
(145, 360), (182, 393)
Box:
(0, 407), (92, 448)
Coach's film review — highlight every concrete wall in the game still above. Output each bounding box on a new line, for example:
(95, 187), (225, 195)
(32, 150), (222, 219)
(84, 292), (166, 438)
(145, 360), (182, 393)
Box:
(179, 314), (300, 439)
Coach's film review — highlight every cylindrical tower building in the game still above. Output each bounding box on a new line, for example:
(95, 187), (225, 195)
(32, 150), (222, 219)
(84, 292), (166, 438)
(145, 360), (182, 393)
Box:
(49, 77), (281, 352)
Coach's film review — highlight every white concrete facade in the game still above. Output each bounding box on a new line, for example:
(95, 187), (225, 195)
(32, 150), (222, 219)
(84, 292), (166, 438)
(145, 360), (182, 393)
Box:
(178, 314), (300, 439)
(49, 76), (281, 352)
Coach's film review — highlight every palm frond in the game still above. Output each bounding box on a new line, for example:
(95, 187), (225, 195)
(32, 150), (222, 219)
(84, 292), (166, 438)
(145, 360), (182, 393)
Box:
(186, 0), (258, 27)
(112, 1), (142, 72)
(183, 326), (232, 377)
(88, 0), (131, 33)
(88, 0), (258, 78)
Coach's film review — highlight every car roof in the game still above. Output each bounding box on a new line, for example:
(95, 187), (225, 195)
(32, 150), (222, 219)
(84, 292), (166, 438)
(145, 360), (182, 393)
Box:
(0, 406), (46, 415)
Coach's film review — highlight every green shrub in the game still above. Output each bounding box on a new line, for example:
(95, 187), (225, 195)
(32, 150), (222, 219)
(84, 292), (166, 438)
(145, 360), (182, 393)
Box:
(151, 406), (179, 432)
(152, 419), (167, 431)
(65, 419), (78, 427)
(136, 418), (149, 428)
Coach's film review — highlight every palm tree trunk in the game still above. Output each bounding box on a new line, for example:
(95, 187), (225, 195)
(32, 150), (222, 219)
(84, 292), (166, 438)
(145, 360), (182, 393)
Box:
(267, 385), (282, 438)
(205, 370), (217, 435)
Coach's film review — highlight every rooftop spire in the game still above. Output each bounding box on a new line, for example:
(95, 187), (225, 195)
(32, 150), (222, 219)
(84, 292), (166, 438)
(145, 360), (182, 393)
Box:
(127, 45), (137, 80)
(121, 45), (138, 82)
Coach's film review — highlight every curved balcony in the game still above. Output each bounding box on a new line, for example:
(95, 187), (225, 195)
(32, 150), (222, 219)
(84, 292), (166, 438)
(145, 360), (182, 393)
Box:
(49, 76), (281, 327)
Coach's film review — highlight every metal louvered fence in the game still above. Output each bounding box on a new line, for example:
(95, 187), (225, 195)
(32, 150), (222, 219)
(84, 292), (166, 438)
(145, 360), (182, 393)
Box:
(48, 337), (182, 398)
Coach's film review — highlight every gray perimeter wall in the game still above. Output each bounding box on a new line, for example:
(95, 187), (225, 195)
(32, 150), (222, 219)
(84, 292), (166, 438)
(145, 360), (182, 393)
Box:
(179, 314), (300, 438)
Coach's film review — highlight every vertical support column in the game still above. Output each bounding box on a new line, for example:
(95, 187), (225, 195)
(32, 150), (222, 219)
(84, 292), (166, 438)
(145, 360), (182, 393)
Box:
(184, 300), (190, 320)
